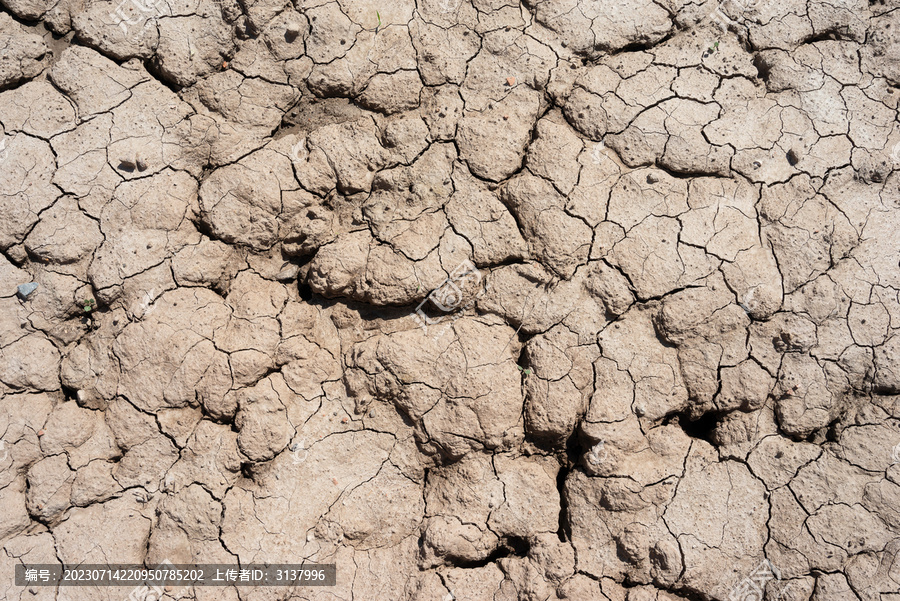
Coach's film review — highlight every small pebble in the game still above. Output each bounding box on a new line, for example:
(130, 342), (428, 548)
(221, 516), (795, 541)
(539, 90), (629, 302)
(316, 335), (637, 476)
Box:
(16, 282), (37, 300)
(787, 148), (800, 166)
(37, 430), (45, 437)
(275, 264), (299, 282)
(118, 159), (136, 172)
(368, 408), (376, 418)
(506, 76), (516, 86)
(136, 158), (148, 172)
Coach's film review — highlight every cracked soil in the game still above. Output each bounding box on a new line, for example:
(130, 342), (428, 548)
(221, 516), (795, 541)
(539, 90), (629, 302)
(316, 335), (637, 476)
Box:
(2, 0), (900, 599)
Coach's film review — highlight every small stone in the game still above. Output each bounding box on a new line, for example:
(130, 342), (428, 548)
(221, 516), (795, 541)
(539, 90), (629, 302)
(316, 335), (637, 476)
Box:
(787, 148), (800, 166)
(286, 23), (301, 41)
(135, 158), (148, 172)
(506, 77), (516, 86)
(646, 173), (660, 184)
(16, 282), (38, 300)
(368, 408), (376, 418)
(275, 264), (300, 282)
(37, 429), (45, 437)
(118, 159), (136, 172)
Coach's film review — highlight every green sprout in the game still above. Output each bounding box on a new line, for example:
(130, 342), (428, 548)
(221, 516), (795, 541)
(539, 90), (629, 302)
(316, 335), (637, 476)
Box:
(707, 41), (720, 53)
(516, 365), (533, 376)
(376, 11), (381, 32)
(81, 298), (96, 313)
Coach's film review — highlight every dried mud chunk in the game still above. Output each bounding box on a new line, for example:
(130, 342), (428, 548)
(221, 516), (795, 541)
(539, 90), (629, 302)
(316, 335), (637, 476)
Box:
(445, 167), (529, 266)
(0, 134), (59, 250)
(165, 420), (241, 499)
(351, 316), (525, 460)
(775, 354), (850, 437)
(679, 177), (759, 262)
(305, 2), (361, 63)
(717, 360), (775, 412)
(874, 334), (900, 394)
(0, 12), (50, 89)
(525, 111), (583, 195)
(489, 454), (560, 539)
(198, 151), (289, 251)
(40, 400), (118, 468)
(305, 118), (391, 195)
(357, 70), (423, 115)
(24, 196), (103, 266)
(597, 307), (689, 423)
(112, 288), (232, 414)
(861, 12), (900, 86)
(89, 170), (200, 293)
(0, 79), (76, 138)
(501, 173), (591, 279)
(606, 167), (688, 231)
(760, 177), (857, 294)
(532, 0), (672, 53)
(50, 46), (146, 117)
(234, 376), (293, 462)
(220, 430), (395, 561)
(71, 1), (161, 61)
(421, 453), (502, 566)
(322, 462), (424, 550)
(152, 11), (235, 87)
(71, 459), (122, 507)
(172, 238), (245, 291)
(565, 468), (681, 584)
(305, 229), (371, 300)
(409, 18), (480, 86)
(457, 86), (543, 182)
(148, 483), (232, 564)
(113, 434), (178, 490)
(0, 333), (61, 392)
(193, 70), (299, 132)
(665, 443), (768, 596)
(607, 216), (719, 300)
(523, 327), (598, 443)
(25, 454), (74, 521)
(420, 85), (464, 141)
(53, 495), (153, 564)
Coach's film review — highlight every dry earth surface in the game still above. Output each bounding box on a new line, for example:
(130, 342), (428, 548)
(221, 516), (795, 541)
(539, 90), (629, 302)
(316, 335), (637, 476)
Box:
(1, 0), (900, 599)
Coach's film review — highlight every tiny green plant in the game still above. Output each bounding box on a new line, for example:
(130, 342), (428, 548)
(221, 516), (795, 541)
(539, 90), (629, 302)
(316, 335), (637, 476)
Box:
(81, 298), (96, 313)
(376, 11), (381, 32)
(516, 365), (533, 376)
(708, 41), (720, 53)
